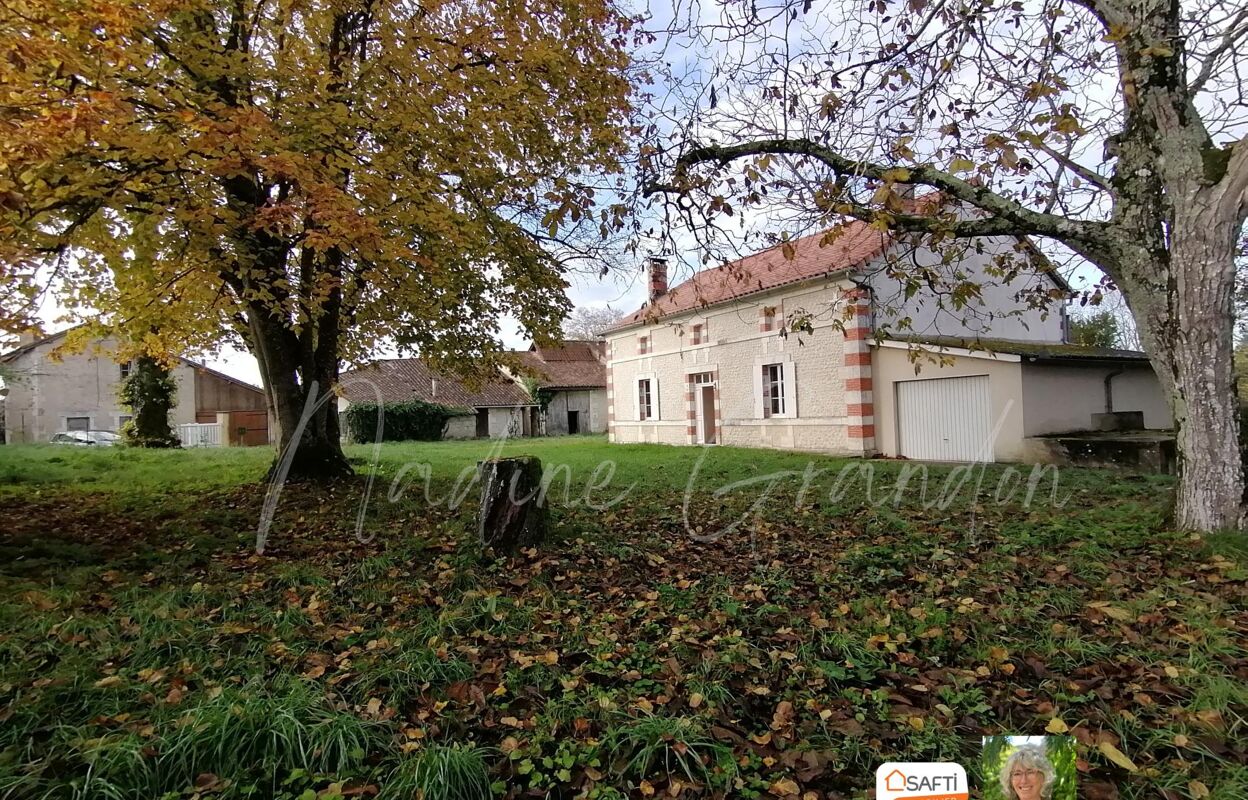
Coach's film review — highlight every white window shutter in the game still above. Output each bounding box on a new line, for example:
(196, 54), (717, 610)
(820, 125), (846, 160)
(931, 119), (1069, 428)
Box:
(782, 362), (797, 418)
(753, 366), (764, 419)
(653, 377), (661, 420)
(635, 380), (642, 421)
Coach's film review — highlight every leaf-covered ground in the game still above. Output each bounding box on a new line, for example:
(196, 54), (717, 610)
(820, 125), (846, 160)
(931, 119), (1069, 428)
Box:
(0, 439), (1244, 799)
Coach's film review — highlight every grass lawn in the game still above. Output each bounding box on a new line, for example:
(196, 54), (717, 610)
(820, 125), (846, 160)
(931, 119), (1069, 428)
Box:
(0, 437), (1243, 799)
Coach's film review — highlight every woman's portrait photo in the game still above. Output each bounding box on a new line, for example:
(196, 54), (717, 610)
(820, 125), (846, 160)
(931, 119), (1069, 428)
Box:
(981, 736), (1076, 800)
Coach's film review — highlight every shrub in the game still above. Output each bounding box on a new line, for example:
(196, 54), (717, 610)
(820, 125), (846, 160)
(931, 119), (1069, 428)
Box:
(345, 401), (468, 443)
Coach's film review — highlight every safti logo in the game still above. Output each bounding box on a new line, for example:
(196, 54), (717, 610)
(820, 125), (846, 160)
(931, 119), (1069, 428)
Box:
(875, 762), (968, 800)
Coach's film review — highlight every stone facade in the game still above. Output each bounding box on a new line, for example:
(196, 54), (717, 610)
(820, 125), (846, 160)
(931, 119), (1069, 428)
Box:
(607, 277), (861, 454)
(543, 388), (608, 435)
(606, 235), (1071, 457)
(1, 335), (266, 444)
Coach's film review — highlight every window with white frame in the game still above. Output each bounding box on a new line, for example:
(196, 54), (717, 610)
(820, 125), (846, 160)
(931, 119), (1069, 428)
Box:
(637, 378), (654, 420)
(754, 358), (796, 419)
(119, 360), (133, 380)
(762, 363), (785, 417)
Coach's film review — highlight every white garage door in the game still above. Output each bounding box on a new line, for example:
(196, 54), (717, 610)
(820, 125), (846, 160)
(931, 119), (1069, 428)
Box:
(896, 375), (993, 462)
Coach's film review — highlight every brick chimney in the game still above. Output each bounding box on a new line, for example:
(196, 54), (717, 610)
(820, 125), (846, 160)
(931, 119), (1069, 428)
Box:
(647, 256), (668, 301)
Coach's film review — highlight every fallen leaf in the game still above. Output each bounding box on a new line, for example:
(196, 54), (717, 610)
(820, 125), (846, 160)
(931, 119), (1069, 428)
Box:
(771, 700), (794, 731)
(1098, 741), (1138, 772)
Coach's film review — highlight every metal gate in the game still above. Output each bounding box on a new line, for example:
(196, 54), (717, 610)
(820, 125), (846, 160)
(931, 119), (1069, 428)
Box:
(896, 375), (993, 462)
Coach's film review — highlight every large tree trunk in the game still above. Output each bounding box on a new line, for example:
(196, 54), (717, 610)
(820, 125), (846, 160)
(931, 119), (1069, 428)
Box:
(1148, 209), (1243, 530)
(250, 311), (353, 482)
(1102, 10), (1246, 532)
(122, 356), (181, 448)
(1117, 197), (1244, 531)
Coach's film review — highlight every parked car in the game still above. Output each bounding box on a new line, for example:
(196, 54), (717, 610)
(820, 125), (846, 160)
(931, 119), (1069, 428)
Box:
(50, 430), (121, 446)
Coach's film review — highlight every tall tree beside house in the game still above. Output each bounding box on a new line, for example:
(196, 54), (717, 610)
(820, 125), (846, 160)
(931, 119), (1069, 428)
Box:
(644, 0), (1248, 531)
(118, 356), (180, 448)
(0, 0), (636, 479)
(1069, 311), (1122, 349)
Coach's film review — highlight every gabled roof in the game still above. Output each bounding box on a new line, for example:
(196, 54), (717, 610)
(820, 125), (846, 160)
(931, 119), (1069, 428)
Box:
(609, 195), (1072, 332)
(2, 328), (264, 393)
(509, 341), (606, 390)
(338, 359), (532, 408)
(0, 329), (73, 363)
(610, 221), (891, 331)
(180, 358), (265, 395)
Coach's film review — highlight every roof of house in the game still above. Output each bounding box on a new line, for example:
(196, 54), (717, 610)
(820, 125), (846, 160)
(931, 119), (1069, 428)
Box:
(609, 196), (1072, 332)
(338, 359), (533, 408)
(0, 329), (74, 363)
(1, 328), (265, 393)
(178, 357), (265, 394)
(886, 335), (1152, 363)
(509, 341), (606, 390)
(610, 222), (892, 331)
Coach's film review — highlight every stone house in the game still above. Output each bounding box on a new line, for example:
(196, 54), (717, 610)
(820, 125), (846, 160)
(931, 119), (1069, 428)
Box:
(604, 220), (1172, 463)
(1, 330), (268, 444)
(505, 341), (608, 435)
(337, 359), (538, 439)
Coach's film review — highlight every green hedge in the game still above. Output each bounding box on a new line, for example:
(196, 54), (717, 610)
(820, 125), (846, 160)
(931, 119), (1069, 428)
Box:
(344, 400), (469, 443)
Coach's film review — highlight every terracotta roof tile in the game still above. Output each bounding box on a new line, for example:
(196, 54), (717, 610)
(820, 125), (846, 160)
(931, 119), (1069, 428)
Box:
(510, 341), (606, 389)
(339, 359), (531, 408)
(611, 196), (954, 330)
(611, 221), (892, 330)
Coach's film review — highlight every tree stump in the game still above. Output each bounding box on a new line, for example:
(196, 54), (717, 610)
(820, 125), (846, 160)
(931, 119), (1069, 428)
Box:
(478, 456), (548, 552)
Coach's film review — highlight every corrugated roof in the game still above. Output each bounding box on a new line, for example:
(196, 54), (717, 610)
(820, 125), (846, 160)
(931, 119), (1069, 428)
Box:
(338, 359), (532, 408)
(886, 335), (1152, 363)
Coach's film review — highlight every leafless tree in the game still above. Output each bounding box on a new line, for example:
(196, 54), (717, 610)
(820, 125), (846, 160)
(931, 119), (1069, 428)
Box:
(642, 0), (1248, 531)
(563, 305), (624, 340)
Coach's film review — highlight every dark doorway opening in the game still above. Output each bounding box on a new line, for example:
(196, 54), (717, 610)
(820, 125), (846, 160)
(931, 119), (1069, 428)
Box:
(567, 410), (580, 435)
(475, 408), (489, 437)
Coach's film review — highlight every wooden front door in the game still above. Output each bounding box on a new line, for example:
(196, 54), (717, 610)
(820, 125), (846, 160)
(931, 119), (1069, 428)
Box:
(698, 384), (716, 444)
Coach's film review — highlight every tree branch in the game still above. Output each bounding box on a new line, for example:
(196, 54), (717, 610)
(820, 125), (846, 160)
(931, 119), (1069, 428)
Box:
(1189, 6), (1248, 94)
(1032, 139), (1114, 193)
(1219, 136), (1248, 220)
(649, 138), (1110, 245)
